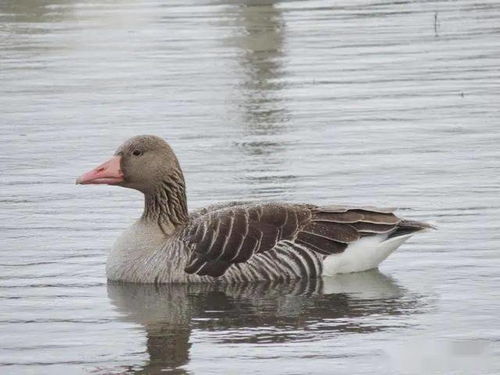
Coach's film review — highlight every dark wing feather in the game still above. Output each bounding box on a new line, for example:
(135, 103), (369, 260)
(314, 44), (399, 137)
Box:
(182, 203), (424, 278)
(184, 204), (296, 275)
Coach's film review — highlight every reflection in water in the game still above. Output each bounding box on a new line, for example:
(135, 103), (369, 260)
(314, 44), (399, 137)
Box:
(106, 271), (424, 374)
(232, 1), (287, 135)
(0, 0), (73, 25)
(228, 1), (296, 197)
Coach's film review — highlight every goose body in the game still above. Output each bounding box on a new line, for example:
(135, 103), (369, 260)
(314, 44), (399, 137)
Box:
(77, 135), (432, 284)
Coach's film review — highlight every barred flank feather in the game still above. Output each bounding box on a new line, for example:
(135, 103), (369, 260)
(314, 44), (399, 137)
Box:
(179, 203), (431, 280)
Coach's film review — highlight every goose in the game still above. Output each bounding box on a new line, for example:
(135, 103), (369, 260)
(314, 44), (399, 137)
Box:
(76, 135), (433, 283)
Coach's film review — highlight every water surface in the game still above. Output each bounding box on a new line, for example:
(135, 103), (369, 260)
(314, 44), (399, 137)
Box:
(1, 0), (500, 374)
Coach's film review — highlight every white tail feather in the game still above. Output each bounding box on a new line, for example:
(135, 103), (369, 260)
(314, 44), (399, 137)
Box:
(322, 234), (413, 276)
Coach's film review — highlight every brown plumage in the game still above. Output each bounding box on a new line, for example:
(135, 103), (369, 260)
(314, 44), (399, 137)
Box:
(182, 203), (431, 278)
(76, 135), (433, 284)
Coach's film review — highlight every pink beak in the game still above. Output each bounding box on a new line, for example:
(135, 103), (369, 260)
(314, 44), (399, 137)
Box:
(76, 156), (124, 185)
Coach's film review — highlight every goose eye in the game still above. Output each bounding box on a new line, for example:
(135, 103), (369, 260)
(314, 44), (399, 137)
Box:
(132, 150), (143, 156)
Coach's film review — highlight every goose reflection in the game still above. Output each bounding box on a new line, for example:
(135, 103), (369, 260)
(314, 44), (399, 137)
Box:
(106, 270), (423, 374)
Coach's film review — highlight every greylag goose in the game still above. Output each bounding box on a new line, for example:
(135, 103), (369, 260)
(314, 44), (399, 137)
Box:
(76, 135), (433, 284)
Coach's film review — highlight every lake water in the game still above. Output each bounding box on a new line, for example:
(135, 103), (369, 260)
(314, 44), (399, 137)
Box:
(1, 0), (500, 374)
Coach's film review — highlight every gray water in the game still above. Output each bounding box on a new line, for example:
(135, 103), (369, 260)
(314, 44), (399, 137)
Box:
(1, 0), (500, 374)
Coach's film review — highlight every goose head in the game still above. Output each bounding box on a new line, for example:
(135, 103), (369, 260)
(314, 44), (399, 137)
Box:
(76, 135), (183, 194)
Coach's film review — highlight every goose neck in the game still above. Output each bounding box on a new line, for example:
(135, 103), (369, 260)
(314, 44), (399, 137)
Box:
(142, 174), (188, 233)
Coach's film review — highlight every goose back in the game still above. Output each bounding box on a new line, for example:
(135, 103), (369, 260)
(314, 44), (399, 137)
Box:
(173, 202), (428, 282)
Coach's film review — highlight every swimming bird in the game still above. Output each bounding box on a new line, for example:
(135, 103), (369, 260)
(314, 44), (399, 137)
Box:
(76, 135), (433, 283)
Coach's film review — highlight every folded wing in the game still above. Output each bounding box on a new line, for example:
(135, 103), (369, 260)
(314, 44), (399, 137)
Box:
(181, 203), (420, 278)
